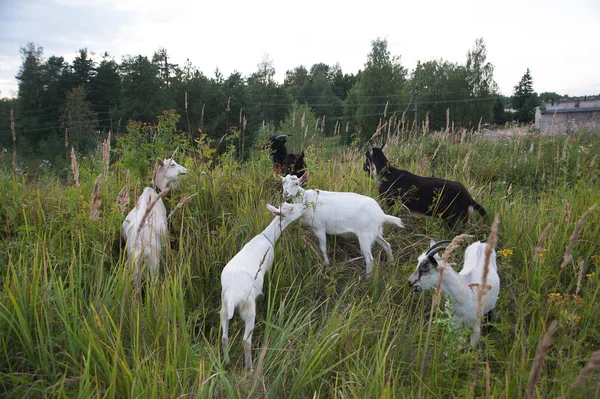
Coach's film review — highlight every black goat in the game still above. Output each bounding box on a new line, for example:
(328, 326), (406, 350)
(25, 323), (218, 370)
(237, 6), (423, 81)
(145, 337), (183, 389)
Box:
(364, 146), (487, 228)
(269, 135), (306, 177)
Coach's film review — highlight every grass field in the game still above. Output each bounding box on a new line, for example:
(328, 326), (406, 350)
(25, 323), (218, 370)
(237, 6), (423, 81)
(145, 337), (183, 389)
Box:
(0, 127), (599, 397)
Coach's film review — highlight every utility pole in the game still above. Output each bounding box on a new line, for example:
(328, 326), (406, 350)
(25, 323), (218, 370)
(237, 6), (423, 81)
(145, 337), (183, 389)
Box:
(414, 65), (420, 134)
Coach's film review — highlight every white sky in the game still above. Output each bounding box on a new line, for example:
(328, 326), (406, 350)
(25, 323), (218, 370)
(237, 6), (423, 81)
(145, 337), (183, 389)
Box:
(1, 0), (599, 99)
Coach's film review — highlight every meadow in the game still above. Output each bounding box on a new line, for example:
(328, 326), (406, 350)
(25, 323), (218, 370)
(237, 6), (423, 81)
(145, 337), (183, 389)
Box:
(0, 125), (599, 398)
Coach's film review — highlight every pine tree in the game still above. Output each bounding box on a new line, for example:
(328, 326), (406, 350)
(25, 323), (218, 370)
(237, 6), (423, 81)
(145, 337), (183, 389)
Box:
(513, 68), (538, 123)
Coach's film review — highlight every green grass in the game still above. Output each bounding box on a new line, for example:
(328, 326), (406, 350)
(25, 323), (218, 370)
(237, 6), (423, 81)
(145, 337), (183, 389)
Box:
(0, 128), (599, 397)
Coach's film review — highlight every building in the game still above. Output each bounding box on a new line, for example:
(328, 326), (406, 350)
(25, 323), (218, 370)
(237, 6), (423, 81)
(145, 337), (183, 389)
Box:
(535, 97), (600, 134)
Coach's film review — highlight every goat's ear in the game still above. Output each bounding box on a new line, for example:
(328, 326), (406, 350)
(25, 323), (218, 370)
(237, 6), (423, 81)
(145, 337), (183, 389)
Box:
(299, 171), (309, 183)
(157, 158), (165, 167)
(429, 239), (437, 248)
(273, 171), (284, 181)
(266, 203), (281, 216)
(428, 255), (438, 267)
(380, 140), (386, 150)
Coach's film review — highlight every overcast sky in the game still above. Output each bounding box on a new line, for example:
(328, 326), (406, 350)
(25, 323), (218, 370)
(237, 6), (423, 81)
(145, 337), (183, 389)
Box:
(1, 0), (599, 99)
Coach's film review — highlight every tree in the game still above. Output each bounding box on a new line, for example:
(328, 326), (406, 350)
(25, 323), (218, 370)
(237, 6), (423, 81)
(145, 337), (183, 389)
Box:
(492, 97), (505, 125)
(464, 38), (498, 125)
(513, 68), (538, 123)
(72, 48), (97, 88)
(89, 52), (122, 132)
(344, 38), (408, 141)
(16, 43), (45, 143)
(61, 86), (98, 151)
(119, 55), (161, 122)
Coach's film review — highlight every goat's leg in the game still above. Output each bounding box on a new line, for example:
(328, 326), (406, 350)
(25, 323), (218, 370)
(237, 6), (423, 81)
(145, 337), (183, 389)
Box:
(358, 236), (375, 279)
(470, 319), (481, 346)
(376, 236), (394, 262)
(314, 230), (330, 265)
(241, 307), (256, 371)
(221, 310), (231, 365)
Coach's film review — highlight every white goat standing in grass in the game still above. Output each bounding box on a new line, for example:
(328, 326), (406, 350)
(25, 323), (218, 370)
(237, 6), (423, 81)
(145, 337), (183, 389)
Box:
(121, 157), (187, 293)
(221, 202), (306, 370)
(276, 171), (404, 279)
(408, 240), (500, 346)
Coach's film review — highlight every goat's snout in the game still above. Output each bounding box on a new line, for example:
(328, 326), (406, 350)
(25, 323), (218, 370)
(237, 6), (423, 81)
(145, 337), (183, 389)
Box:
(407, 278), (421, 292)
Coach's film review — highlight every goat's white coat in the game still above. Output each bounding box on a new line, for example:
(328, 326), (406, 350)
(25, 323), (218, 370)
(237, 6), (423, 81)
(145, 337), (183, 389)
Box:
(121, 158), (187, 290)
(278, 172), (404, 278)
(408, 241), (500, 346)
(220, 202), (306, 370)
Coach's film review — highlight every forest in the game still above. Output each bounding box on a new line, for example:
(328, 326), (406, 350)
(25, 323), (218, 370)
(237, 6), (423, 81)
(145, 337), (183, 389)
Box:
(0, 37), (556, 171)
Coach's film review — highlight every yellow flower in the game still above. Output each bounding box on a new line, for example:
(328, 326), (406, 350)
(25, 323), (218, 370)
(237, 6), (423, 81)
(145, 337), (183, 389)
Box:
(592, 254), (600, 262)
(498, 248), (514, 257)
(573, 316), (581, 324)
(586, 272), (596, 278)
(538, 248), (549, 258)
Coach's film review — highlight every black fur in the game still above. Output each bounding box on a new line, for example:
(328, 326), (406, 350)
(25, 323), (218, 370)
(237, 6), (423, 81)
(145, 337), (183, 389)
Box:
(269, 135), (306, 177)
(364, 147), (486, 228)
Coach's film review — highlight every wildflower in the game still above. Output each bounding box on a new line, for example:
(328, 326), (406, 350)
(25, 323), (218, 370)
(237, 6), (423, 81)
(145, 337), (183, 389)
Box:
(538, 248), (549, 258)
(586, 272), (596, 278)
(592, 254), (600, 262)
(573, 316), (581, 324)
(498, 248), (514, 257)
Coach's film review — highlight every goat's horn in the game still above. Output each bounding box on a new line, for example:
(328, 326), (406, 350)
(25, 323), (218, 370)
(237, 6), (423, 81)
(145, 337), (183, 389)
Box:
(427, 246), (447, 258)
(426, 240), (452, 256)
(170, 147), (179, 159)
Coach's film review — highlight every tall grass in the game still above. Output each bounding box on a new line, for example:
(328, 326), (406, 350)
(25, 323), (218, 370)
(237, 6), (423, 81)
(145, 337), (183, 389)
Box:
(0, 128), (599, 397)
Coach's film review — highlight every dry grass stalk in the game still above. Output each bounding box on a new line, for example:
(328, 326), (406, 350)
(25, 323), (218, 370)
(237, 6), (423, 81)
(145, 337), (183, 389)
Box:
(134, 179), (141, 207)
(383, 101), (389, 118)
(431, 141), (443, 161)
(301, 112), (305, 130)
(560, 204), (597, 269)
(561, 135), (569, 161)
(115, 171), (131, 215)
(526, 320), (558, 399)
(136, 188), (170, 235)
(432, 234), (474, 307)
(477, 216), (499, 316)
(571, 349), (600, 388)
(167, 193), (197, 220)
(70, 146), (80, 187)
(253, 338), (270, 383)
(462, 151), (471, 173)
(445, 108), (450, 134)
(564, 200), (571, 224)
(535, 223), (552, 258)
(90, 174), (102, 221)
(590, 154), (597, 169)
(103, 131), (111, 182)
(477, 117), (482, 134)
(575, 258), (585, 296)
(0, 147), (6, 165)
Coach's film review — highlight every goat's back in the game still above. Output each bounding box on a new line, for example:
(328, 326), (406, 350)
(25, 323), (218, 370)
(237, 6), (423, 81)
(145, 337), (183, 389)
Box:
(220, 236), (274, 299)
(459, 241), (500, 312)
(121, 188), (168, 269)
(300, 190), (388, 233)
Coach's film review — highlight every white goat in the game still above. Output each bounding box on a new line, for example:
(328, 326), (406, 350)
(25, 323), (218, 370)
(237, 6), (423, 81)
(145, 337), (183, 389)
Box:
(407, 240), (500, 346)
(121, 157), (187, 291)
(221, 202), (306, 370)
(276, 171), (404, 278)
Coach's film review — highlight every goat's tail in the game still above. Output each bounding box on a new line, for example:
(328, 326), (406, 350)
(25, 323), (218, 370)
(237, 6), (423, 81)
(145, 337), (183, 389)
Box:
(383, 214), (404, 228)
(471, 201), (487, 217)
(221, 293), (236, 320)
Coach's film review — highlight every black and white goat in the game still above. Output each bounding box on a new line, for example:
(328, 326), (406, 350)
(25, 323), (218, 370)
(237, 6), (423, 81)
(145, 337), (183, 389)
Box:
(269, 134), (306, 177)
(408, 240), (500, 346)
(363, 146), (486, 228)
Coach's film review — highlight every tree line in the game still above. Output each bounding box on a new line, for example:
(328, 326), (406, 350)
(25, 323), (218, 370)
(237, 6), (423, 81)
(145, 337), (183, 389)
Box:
(0, 37), (547, 167)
